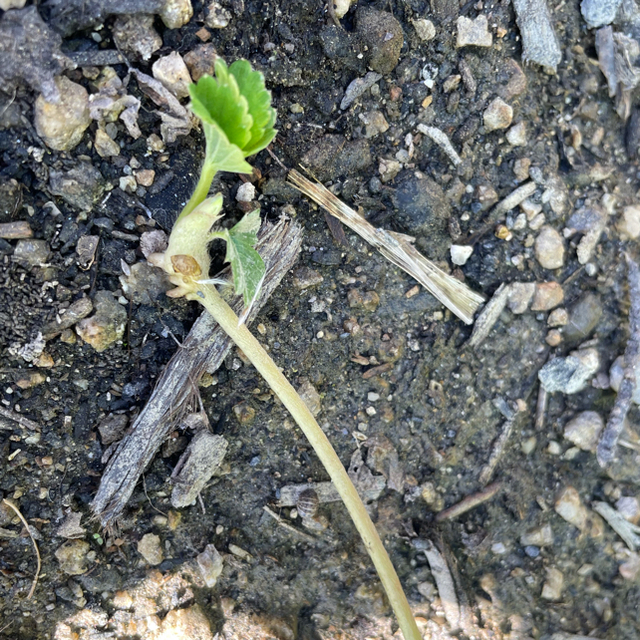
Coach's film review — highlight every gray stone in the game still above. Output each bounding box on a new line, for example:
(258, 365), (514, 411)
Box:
(563, 411), (604, 451)
(49, 162), (105, 212)
(359, 110), (389, 139)
(356, 8), (404, 75)
(456, 15), (493, 48)
(341, 72), (383, 110)
(483, 97), (513, 132)
(563, 293), (602, 343)
(137, 533), (163, 566)
(152, 52), (192, 98)
(507, 282), (535, 314)
(581, 0), (623, 28)
(112, 14), (161, 61)
(13, 239), (50, 267)
(538, 355), (597, 394)
(35, 76), (91, 151)
(535, 226), (565, 269)
(55, 540), (91, 575)
(412, 18), (436, 42)
(75, 290), (127, 352)
(506, 122), (527, 146)
(0, 178), (21, 223)
(392, 173), (450, 236)
(197, 544), (224, 588)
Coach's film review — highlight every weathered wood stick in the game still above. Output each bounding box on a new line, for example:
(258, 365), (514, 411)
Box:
(93, 217), (303, 526)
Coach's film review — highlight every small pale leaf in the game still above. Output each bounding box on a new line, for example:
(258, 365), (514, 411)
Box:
(221, 209), (265, 305)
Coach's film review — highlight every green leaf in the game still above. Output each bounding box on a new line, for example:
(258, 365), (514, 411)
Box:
(189, 59), (253, 150)
(229, 60), (277, 156)
(203, 123), (253, 175)
(216, 210), (265, 306)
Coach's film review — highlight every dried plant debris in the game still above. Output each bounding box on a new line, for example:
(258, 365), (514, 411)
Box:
(466, 283), (509, 348)
(595, 26), (640, 120)
(593, 500), (640, 549)
(598, 255), (640, 466)
(131, 68), (192, 142)
(171, 429), (228, 508)
(0, 6), (73, 102)
(511, 0), (562, 71)
(288, 169), (485, 324)
(417, 124), (462, 166)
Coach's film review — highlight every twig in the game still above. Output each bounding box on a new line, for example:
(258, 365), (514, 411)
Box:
(597, 255), (640, 466)
(93, 218), (303, 525)
(413, 539), (460, 630)
(0, 406), (39, 431)
(466, 283), (509, 348)
(479, 420), (516, 485)
(535, 384), (548, 430)
(593, 501), (640, 550)
(2, 499), (41, 599)
(435, 482), (502, 522)
(417, 124), (462, 167)
(288, 169), (485, 324)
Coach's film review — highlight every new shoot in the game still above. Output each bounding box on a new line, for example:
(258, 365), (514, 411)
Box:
(151, 60), (421, 640)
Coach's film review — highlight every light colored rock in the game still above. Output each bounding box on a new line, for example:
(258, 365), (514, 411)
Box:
(113, 14), (162, 60)
(94, 129), (120, 157)
(618, 205), (640, 239)
(450, 244), (473, 265)
(297, 379), (322, 416)
(538, 355), (595, 394)
(581, 0), (623, 28)
(456, 15), (493, 48)
(135, 169), (155, 187)
(75, 291), (127, 352)
(620, 552), (640, 581)
(157, 605), (213, 639)
(0, 0), (26, 9)
(535, 226), (565, 269)
(55, 540), (91, 575)
(13, 239), (50, 267)
(483, 97), (513, 132)
(520, 524), (554, 547)
(531, 281), (564, 311)
(359, 111), (389, 139)
(334, 0), (352, 18)
(160, 0), (194, 29)
(507, 282), (535, 314)
(236, 182), (256, 203)
(541, 567), (563, 601)
(378, 158), (402, 183)
(206, 1), (231, 28)
(555, 486), (589, 531)
(548, 308), (568, 326)
(152, 52), (192, 99)
(506, 122), (527, 146)
(563, 411), (604, 451)
(412, 18), (436, 41)
(138, 533), (163, 566)
(35, 76), (91, 151)
(616, 496), (640, 524)
(197, 544), (224, 587)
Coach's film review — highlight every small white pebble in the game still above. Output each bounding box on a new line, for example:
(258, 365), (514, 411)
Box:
(236, 182), (256, 203)
(367, 392), (380, 402)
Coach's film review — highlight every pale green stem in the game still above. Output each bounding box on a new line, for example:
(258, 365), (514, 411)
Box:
(180, 160), (218, 220)
(193, 284), (421, 640)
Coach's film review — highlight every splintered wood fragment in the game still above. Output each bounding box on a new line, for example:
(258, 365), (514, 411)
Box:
(466, 283), (509, 348)
(0, 221), (32, 239)
(2, 499), (40, 599)
(417, 124), (462, 166)
(435, 482), (502, 522)
(535, 383), (548, 430)
(288, 169), (485, 324)
(414, 539), (460, 630)
(597, 255), (640, 466)
(479, 419), (516, 485)
(512, 0), (562, 71)
(0, 406), (39, 431)
(93, 218), (303, 526)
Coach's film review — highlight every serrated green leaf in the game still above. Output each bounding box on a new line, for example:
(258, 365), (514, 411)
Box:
(189, 59), (253, 150)
(229, 60), (277, 155)
(202, 123), (253, 175)
(219, 210), (265, 305)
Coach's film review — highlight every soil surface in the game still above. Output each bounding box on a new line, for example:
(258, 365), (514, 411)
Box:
(2, 1), (640, 639)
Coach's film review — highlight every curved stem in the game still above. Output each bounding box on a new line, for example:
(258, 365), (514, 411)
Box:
(194, 284), (421, 640)
(180, 161), (218, 220)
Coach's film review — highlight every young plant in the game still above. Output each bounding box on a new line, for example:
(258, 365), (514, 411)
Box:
(152, 61), (421, 640)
